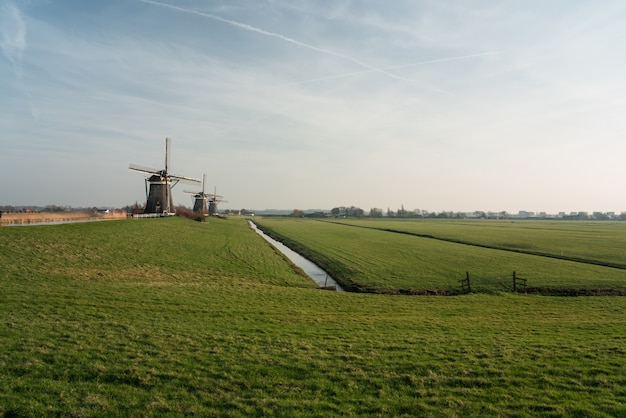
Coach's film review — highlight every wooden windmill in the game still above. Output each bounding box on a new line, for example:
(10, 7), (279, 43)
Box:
(207, 186), (227, 216)
(184, 174), (209, 216)
(129, 138), (200, 214)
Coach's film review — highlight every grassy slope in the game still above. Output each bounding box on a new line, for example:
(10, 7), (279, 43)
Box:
(1, 217), (313, 288)
(254, 218), (626, 292)
(2, 218), (626, 416)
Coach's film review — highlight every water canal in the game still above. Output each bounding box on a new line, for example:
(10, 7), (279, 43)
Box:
(249, 221), (344, 292)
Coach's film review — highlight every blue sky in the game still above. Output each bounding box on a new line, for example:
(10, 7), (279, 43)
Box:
(2, 0), (625, 213)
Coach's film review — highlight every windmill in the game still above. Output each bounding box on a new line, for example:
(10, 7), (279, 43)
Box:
(207, 186), (227, 216)
(184, 174), (209, 216)
(129, 137), (200, 214)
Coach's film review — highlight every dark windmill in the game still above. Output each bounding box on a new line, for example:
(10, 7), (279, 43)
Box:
(129, 138), (200, 214)
(207, 186), (227, 216)
(184, 174), (209, 216)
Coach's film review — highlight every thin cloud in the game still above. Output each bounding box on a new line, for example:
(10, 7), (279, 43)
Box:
(0, 2), (39, 120)
(0, 1), (26, 77)
(136, 0), (412, 82)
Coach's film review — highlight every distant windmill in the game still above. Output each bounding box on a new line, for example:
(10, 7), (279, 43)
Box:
(208, 186), (227, 216)
(184, 174), (209, 216)
(129, 138), (200, 214)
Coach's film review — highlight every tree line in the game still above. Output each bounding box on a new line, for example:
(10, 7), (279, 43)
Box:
(288, 206), (626, 220)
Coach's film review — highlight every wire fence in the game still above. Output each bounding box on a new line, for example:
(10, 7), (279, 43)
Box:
(460, 271), (527, 294)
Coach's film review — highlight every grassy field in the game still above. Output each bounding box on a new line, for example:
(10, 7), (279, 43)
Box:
(328, 218), (626, 268)
(254, 218), (626, 293)
(2, 217), (626, 416)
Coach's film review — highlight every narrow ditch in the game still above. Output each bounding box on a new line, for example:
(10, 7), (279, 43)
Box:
(249, 221), (344, 292)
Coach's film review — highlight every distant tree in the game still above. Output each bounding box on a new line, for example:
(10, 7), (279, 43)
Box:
(331, 206), (345, 216)
(369, 208), (383, 218)
(132, 201), (144, 214)
(291, 209), (305, 217)
(331, 206), (364, 218)
(409, 209), (422, 218)
(345, 206), (362, 217)
(121, 201), (144, 214)
(44, 205), (65, 213)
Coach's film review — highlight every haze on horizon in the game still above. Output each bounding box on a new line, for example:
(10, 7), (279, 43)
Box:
(1, 1), (625, 214)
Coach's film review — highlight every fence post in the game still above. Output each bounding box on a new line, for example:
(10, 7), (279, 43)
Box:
(466, 271), (471, 293)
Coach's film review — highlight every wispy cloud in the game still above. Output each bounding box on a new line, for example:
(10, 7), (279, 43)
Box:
(0, 1), (39, 120)
(0, 1), (26, 77)
(136, 0), (412, 82)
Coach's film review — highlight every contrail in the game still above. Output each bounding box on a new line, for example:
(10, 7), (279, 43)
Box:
(136, 0), (411, 82)
(293, 51), (505, 86)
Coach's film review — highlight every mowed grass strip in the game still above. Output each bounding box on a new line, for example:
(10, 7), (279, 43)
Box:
(329, 218), (626, 268)
(1, 218), (626, 415)
(254, 218), (626, 292)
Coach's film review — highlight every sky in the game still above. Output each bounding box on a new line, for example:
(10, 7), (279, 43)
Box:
(1, 0), (626, 213)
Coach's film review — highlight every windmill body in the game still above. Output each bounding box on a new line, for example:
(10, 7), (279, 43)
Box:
(208, 199), (218, 216)
(129, 138), (200, 214)
(192, 195), (207, 214)
(145, 173), (175, 214)
(185, 174), (209, 216)
(208, 186), (226, 216)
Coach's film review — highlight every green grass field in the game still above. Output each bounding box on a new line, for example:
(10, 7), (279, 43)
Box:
(2, 217), (626, 416)
(329, 218), (626, 267)
(254, 218), (626, 293)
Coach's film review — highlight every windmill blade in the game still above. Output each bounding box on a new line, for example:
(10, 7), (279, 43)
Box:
(183, 189), (200, 194)
(170, 173), (201, 183)
(165, 137), (171, 174)
(129, 163), (160, 175)
(208, 187), (223, 198)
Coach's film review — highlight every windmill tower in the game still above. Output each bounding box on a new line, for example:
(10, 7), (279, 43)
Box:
(129, 138), (200, 214)
(207, 186), (227, 216)
(184, 174), (209, 216)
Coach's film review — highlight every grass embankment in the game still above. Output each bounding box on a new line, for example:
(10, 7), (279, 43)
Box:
(253, 218), (626, 293)
(2, 217), (626, 416)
